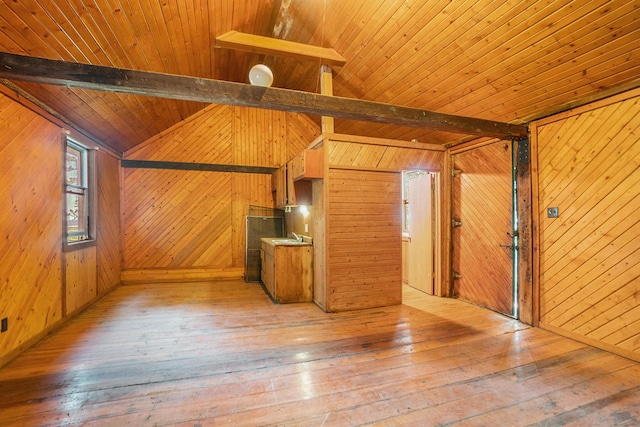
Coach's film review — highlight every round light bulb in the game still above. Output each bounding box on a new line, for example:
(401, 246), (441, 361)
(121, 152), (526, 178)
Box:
(248, 64), (273, 87)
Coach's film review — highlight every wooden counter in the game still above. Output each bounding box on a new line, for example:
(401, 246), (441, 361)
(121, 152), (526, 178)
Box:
(260, 238), (313, 303)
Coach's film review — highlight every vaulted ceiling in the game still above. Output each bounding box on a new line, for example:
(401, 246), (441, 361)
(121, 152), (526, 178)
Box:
(1, 0), (639, 154)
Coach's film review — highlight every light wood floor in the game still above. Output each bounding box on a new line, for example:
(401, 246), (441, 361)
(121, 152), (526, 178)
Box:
(0, 281), (638, 426)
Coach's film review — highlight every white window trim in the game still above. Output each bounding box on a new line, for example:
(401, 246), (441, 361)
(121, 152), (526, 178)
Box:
(63, 136), (97, 252)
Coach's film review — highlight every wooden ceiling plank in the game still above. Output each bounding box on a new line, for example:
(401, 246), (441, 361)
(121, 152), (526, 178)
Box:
(10, 80), (145, 152)
(0, 2), (71, 59)
(454, 23), (640, 122)
(156, 2), (203, 123)
(427, 1), (611, 111)
(161, 2), (195, 80)
(51, 0), (181, 136)
(189, 0), (208, 78)
(360, 0), (551, 108)
(88, 0), (185, 133)
(0, 16), (34, 55)
(211, 0), (234, 82)
(382, 1), (613, 121)
(112, 0), (187, 127)
(338, 0), (473, 100)
(363, 1), (537, 109)
(486, 9), (640, 104)
(0, 3), (161, 147)
(323, 0), (388, 60)
(0, 51), (527, 139)
(335, 1), (441, 95)
(321, 1), (406, 96)
(448, 1), (633, 105)
(215, 30), (346, 66)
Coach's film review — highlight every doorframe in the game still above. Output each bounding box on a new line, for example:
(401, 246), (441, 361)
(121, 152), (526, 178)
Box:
(401, 169), (443, 297)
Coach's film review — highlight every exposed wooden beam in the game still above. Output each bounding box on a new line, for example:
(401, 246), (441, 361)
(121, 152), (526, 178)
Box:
(0, 52), (528, 140)
(121, 159), (276, 174)
(215, 30), (346, 67)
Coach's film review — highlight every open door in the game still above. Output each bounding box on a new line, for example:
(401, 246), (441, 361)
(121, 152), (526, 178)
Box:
(404, 171), (436, 295)
(452, 141), (516, 317)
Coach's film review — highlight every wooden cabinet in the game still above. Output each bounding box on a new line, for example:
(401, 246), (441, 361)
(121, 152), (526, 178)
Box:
(288, 168), (312, 207)
(289, 149), (323, 181)
(272, 149), (322, 208)
(272, 163), (312, 208)
(272, 166), (288, 208)
(261, 240), (313, 303)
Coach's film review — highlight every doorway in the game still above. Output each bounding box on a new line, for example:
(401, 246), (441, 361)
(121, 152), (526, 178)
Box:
(402, 171), (440, 296)
(451, 141), (517, 317)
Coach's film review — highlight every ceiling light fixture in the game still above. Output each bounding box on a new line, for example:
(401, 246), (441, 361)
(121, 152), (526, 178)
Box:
(248, 64), (273, 87)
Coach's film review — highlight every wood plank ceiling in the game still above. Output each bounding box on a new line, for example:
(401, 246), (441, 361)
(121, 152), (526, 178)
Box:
(0, 0), (639, 153)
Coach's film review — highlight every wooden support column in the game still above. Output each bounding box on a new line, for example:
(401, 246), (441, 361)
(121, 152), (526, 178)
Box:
(441, 152), (453, 297)
(320, 65), (334, 133)
(516, 137), (534, 325)
(529, 124), (541, 327)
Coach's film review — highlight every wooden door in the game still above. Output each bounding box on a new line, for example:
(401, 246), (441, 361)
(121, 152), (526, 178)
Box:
(452, 141), (514, 316)
(407, 172), (434, 294)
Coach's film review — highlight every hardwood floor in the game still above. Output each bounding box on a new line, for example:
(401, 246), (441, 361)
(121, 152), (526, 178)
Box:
(0, 281), (638, 426)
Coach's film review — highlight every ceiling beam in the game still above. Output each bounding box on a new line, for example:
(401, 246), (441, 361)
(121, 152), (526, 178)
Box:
(0, 52), (528, 140)
(215, 31), (346, 66)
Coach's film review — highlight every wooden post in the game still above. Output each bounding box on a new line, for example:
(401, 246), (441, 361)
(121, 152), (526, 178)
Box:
(320, 65), (335, 133)
(529, 123), (541, 326)
(515, 137), (534, 325)
(441, 152), (453, 297)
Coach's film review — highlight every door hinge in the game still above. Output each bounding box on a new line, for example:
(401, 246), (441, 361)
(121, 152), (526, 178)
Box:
(452, 168), (462, 176)
(453, 271), (462, 279)
(452, 219), (462, 228)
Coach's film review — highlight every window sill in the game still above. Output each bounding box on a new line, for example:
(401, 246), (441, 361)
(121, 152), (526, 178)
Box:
(63, 239), (96, 252)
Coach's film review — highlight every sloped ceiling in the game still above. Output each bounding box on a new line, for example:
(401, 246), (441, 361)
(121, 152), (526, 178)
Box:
(1, 0), (639, 153)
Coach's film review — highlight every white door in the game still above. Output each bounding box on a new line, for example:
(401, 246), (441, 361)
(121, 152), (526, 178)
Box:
(407, 172), (434, 295)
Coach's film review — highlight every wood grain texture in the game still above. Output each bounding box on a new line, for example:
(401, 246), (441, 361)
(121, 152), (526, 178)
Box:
(326, 169), (402, 312)
(122, 104), (320, 278)
(327, 140), (443, 171)
(2, 1), (637, 150)
(261, 241), (313, 303)
(0, 93), (63, 363)
(452, 140), (514, 316)
(312, 134), (443, 312)
(535, 89), (640, 362)
(0, 52), (527, 141)
(1, 281), (639, 425)
(96, 150), (121, 295)
(64, 246), (97, 315)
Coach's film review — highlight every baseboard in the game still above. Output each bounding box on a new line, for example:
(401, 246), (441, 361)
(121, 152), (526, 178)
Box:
(540, 322), (640, 363)
(121, 267), (245, 284)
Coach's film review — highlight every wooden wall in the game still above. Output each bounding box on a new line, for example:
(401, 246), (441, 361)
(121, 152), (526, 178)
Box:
(326, 135), (444, 170)
(0, 91), (121, 366)
(532, 89), (640, 362)
(121, 104), (320, 283)
(314, 134), (444, 312)
(97, 151), (123, 294)
(326, 169), (403, 311)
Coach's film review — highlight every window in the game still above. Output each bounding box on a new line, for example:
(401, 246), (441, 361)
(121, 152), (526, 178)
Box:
(65, 138), (95, 248)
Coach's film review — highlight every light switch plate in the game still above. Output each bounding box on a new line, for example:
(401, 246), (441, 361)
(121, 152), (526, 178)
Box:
(547, 207), (559, 218)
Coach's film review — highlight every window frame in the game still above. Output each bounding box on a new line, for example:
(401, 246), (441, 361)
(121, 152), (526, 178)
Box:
(63, 136), (97, 251)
